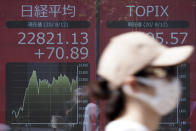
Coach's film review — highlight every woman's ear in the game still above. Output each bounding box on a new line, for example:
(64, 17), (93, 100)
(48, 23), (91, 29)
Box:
(123, 76), (139, 92)
(124, 77), (155, 96)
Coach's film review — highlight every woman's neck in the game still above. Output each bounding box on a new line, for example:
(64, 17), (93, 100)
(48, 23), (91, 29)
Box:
(117, 97), (161, 131)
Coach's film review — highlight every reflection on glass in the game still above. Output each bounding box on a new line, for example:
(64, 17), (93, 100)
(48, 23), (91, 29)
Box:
(0, 123), (11, 131)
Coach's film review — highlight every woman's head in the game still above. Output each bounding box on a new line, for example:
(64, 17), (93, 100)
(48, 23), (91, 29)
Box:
(98, 32), (193, 88)
(88, 31), (194, 121)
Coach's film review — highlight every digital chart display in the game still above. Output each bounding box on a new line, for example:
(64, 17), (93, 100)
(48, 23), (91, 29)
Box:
(6, 63), (89, 130)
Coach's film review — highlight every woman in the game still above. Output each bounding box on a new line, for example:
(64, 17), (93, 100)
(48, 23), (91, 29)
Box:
(88, 32), (194, 131)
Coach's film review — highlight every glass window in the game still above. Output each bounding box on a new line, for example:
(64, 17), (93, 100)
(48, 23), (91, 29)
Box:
(0, 0), (195, 131)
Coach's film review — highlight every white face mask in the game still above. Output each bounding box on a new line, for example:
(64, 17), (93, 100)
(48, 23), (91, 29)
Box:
(122, 77), (182, 115)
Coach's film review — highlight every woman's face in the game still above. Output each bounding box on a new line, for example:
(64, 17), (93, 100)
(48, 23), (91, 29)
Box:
(131, 79), (156, 96)
(130, 66), (177, 95)
(122, 66), (181, 115)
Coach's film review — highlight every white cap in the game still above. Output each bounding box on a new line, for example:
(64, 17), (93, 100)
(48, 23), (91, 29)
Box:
(97, 32), (194, 89)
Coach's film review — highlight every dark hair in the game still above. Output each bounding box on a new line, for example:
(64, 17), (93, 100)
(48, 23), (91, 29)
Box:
(87, 67), (154, 121)
(87, 68), (152, 121)
(88, 79), (125, 121)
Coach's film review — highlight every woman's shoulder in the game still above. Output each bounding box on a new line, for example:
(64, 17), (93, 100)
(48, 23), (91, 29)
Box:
(105, 119), (149, 131)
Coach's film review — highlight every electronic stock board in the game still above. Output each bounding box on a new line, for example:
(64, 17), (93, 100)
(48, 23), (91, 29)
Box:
(99, 0), (196, 131)
(0, 0), (196, 131)
(0, 0), (97, 130)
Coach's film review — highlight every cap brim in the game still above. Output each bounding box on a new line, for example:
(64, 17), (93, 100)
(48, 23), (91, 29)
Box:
(151, 45), (194, 66)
